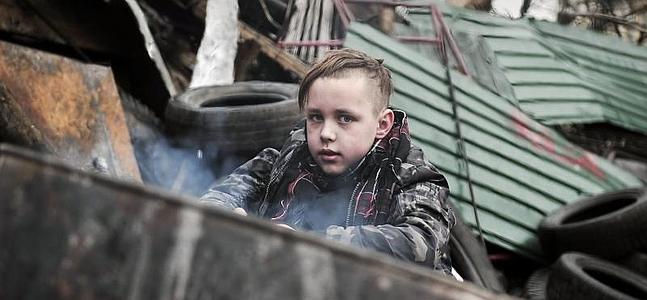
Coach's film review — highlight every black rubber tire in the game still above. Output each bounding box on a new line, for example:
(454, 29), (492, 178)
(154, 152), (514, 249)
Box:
(619, 252), (647, 277)
(450, 216), (505, 292)
(165, 81), (301, 153)
(538, 188), (647, 259)
(524, 268), (550, 300)
(547, 252), (647, 300)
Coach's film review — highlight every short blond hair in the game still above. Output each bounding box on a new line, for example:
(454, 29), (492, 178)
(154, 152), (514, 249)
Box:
(298, 48), (393, 114)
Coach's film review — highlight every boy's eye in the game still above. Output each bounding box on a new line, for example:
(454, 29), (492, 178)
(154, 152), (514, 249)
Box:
(308, 114), (323, 122)
(339, 115), (353, 124)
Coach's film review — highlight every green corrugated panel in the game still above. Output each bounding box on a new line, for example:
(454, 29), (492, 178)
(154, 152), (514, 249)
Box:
(486, 38), (553, 56)
(396, 3), (647, 135)
(497, 55), (565, 70)
(450, 20), (534, 39)
(533, 21), (647, 60)
(344, 23), (643, 261)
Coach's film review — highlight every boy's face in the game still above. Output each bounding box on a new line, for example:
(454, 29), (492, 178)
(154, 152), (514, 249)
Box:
(305, 75), (393, 176)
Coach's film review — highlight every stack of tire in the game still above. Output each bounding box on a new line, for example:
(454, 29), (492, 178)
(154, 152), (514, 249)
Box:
(166, 81), (301, 156)
(163, 81), (302, 193)
(525, 188), (647, 299)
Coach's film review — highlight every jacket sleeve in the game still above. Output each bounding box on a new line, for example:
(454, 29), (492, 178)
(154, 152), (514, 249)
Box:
(324, 172), (455, 274)
(199, 148), (279, 211)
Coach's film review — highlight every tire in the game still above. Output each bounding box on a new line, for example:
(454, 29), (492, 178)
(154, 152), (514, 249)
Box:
(538, 188), (647, 259)
(450, 216), (505, 292)
(524, 268), (550, 300)
(165, 81), (301, 154)
(547, 252), (647, 300)
(619, 252), (647, 277)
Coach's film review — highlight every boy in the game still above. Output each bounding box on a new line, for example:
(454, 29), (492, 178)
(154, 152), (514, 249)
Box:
(200, 49), (455, 275)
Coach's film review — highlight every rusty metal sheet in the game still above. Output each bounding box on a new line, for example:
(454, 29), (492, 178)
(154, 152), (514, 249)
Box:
(0, 144), (514, 300)
(0, 0), (175, 108)
(0, 40), (140, 181)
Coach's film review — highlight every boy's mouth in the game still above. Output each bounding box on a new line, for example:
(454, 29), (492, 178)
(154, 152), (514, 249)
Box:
(318, 149), (340, 162)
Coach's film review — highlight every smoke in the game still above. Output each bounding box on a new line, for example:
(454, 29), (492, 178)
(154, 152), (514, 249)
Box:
(274, 174), (359, 233)
(136, 136), (206, 196)
(121, 94), (249, 197)
(133, 131), (252, 197)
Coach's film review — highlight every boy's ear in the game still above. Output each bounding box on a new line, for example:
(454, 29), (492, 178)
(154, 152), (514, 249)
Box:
(375, 108), (395, 139)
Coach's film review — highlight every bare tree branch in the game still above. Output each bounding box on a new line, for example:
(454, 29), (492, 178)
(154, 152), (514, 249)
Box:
(560, 11), (647, 33)
(520, 0), (532, 17)
(623, 3), (647, 18)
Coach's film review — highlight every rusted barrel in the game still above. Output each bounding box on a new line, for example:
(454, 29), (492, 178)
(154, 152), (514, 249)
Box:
(0, 144), (511, 300)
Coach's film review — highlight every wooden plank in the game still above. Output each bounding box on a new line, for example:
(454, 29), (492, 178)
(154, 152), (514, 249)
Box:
(238, 21), (309, 78)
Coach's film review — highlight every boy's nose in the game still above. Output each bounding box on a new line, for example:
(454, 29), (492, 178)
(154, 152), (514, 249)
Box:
(320, 122), (336, 142)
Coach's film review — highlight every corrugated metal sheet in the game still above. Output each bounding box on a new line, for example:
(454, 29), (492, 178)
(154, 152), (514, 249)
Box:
(393, 4), (647, 135)
(345, 23), (643, 260)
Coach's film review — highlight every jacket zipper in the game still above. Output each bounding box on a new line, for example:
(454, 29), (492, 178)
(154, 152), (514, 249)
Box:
(260, 148), (296, 216)
(345, 182), (361, 227)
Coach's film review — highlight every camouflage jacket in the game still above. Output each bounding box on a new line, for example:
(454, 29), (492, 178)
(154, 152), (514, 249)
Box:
(200, 111), (455, 274)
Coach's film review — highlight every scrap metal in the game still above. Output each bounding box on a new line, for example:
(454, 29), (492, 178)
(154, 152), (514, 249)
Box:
(0, 143), (512, 300)
(0, 40), (141, 181)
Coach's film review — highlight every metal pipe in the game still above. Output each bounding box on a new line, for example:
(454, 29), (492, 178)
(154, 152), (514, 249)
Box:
(430, 4), (446, 63)
(278, 39), (345, 47)
(432, 5), (470, 76)
(340, 0), (356, 22)
(343, 0), (434, 7)
(396, 36), (440, 44)
(332, 0), (351, 29)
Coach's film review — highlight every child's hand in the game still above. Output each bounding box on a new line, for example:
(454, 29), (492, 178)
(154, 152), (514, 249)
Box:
(276, 223), (295, 230)
(233, 208), (248, 216)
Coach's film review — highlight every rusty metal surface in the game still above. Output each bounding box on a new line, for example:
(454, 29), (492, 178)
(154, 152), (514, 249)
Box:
(0, 40), (140, 181)
(0, 143), (514, 300)
(0, 0), (174, 116)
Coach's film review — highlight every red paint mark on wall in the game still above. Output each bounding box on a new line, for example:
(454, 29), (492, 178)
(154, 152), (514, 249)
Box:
(512, 111), (605, 179)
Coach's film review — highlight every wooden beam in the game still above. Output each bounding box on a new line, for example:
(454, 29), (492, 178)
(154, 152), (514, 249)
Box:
(238, 21), (310, 78)
(379, 5), (395, 35)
